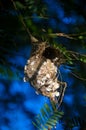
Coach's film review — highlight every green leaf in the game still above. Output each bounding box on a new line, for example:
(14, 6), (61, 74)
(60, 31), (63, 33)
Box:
(32, 122), (40, 129)
(41, 108), (48, 120)
(44, 103), (51, 113)
(78, 36), (83, 39)
(50, 101), (56, 111)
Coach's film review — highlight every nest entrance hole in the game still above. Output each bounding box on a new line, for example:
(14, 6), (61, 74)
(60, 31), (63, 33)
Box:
(42, 46), (61, 60)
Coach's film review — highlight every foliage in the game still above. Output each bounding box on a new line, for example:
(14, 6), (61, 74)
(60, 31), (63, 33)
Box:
(33, 101), (64, 130)
(0, 0), (86, 130)
(0, 0), (86, 80)
(52, 42), (86, 65)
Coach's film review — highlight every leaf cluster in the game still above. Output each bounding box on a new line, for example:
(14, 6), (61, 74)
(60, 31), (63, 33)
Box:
(52, 42), (86, 65)
(33, 101), (64, 130)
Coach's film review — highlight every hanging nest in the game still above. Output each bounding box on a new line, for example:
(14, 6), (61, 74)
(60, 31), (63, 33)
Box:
(24, 41), (67, 106)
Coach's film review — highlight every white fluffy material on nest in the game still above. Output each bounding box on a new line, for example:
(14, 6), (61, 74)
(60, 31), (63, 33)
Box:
(24, 54), (60, 101)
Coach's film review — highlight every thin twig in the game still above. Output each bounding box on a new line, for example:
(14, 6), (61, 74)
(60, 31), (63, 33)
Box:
(68, 32), (86, 36)
(49, 33), (77, 40)
(49, 31), (86, 40)
(11, 0), (30, 36)
(11, 0), (38, 43)
(24, 16), (48, 20)
(71, 72), (86, 81)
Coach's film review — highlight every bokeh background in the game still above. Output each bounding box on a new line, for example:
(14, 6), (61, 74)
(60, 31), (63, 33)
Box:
(0, 0), (86, 130)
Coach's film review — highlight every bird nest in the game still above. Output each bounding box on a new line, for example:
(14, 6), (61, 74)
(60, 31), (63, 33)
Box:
(24, 42), (67, 107)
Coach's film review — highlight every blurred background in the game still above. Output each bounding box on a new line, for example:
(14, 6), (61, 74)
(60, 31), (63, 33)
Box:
(0, 0), (86, 130)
